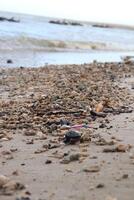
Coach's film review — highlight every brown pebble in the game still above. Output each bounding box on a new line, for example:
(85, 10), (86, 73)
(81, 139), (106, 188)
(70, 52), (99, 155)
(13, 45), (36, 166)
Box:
(83, 165), (100, 173)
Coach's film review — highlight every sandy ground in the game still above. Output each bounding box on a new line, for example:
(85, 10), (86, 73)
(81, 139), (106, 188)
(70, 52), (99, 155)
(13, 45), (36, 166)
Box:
(0, 62), (134, 200)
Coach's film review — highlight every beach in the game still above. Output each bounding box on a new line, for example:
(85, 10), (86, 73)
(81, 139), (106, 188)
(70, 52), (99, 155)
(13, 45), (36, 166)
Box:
(0, 10), (134, 200)
(0, 61), (134, 200)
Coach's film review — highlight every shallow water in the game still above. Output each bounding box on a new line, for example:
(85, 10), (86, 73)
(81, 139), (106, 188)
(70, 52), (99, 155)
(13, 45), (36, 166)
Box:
(0, 11), (134, 67)
(1, 50), (134, 68)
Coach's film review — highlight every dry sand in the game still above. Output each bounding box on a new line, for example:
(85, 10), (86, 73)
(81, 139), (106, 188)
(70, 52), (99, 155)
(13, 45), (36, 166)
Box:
(0, 61), (134, 200)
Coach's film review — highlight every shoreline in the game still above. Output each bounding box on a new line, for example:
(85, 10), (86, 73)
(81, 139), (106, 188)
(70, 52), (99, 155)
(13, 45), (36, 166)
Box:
(0, 50), (134, 68)
(0, 62), (134, 200)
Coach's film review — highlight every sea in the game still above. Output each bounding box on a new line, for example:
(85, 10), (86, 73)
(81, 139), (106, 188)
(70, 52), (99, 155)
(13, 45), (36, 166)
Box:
(0, 11), (134, 67)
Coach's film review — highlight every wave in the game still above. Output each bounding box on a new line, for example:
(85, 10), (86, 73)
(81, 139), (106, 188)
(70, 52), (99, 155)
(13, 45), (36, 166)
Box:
(0, 36), (134, 52)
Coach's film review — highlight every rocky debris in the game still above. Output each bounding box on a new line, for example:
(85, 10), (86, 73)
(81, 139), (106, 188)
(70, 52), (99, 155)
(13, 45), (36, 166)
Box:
(49, 20), (82, 26)
(7, 59), (13, 64)
(90, 110), (107, 118)
(122, 174), (129, 179)
(63, 130), (81, 144)
(0, 130), (13, 141)
(103, 106), (133, 114)
(103, 144), (131, 153)
(80, 129), (92, 143)
(0, 175), (10, 187)
(83, 165), (100, 173)
(34, 148), (47, 154)
(95, 100), (109, 112)
(0, 17), (20, 23)
(131, 84), (134, 89)
(96, 183), (105, 188)
(121, 56), (134, 65)
(0, 62), (133, 141)
(0, 62), (134, 199)
(0, 175), (25, 195)
(45, 159), (52, 164)
(12, 170), (19, 176)
(95, 137), (115, 146)
(92, 24), (111, 28)
(60, 153), (80, 164)
(16, 197), (31, 200)
(24, 130), (36, 136)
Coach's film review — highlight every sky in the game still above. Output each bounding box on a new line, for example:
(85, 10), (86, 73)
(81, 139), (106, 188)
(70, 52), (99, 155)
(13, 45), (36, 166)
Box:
(0, 0), (134, 25)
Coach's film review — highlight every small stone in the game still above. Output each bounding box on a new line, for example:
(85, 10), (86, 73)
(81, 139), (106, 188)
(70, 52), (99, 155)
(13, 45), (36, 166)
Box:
(3, 181), (25, 191)
(69, 153), (80, 161)
(90, 156), (98, 159)
(60, 153), (80, 164)
(7, 59), (13, 64)
(10, 148), (18, 152)
(34, 149), (47, 154)
(83, 165), (100, 173)
(63, 130), (81, 144)
(0, 175), (10, 188)
(26, 139), (34, 144)
(96, 183), (105, 188)
(103, 144), (129, 153)
(80, 130), (91, 143)
(24, 131), (36, 136)
(5, 155), (14, 160)
(21, 163), (25, 166)
(122, 174), (128, 179)
(99, 123), (106, 128)
(131, 83), (134, 89)
(16, 197), (31, 200)
(65, 168), (73, 173)
(116, 144), (128, 152)
(60, 156), (70, 164)
(45, 160), (52, 164)
(2, 150), (11, 155)
(12, 170), (19, 176)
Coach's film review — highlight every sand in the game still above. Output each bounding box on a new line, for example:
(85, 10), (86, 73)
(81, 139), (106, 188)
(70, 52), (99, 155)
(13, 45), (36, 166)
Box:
(0, 61), (134, 200)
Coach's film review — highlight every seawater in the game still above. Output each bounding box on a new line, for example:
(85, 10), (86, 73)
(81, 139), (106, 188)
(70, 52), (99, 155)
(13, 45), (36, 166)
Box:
(0, 11), (134, 67)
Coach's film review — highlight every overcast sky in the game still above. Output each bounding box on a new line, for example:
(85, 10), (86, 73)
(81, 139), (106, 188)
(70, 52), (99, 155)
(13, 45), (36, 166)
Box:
(0, 0), (134, 25)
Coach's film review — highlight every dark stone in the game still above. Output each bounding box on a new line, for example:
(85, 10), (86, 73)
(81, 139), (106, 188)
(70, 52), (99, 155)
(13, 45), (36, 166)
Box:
(96, 183), (105, 188)
(49, 20), (82, 26)
(64, 130), (81, 144)
(99, 123), (106, 128)
(60, 119), (71, 126)
(90, 110), (107, 118)
(45, 160), (52, 164)
(0, 16), (20, 23)
(7, 59), (13, 64)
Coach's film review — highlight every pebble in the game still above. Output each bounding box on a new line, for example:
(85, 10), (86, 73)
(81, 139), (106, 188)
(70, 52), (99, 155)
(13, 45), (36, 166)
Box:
(60, 153), (80, 164)
(103, 144), (129, 153)
(0, 175), (10, 187)
(45, 159), (52, 164)
(96, 183), (105, 188)
(16, 197), (31, 200)
(63, 130), (81, 144)
(83, 165), (100, 173)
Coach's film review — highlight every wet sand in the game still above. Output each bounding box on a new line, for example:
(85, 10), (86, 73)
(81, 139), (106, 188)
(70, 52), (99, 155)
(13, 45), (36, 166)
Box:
(0, 61), (134, 200)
